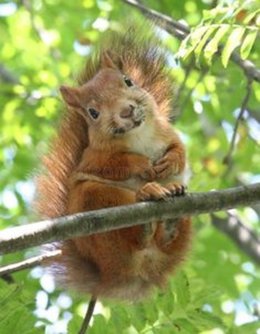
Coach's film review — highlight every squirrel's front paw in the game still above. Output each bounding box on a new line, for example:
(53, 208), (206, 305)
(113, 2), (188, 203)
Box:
(165, 182), (186, 196)
(132, 156), (156, 181)
(136, 182), (172, 201)
(154, 154), (183, 179)
(139, 166), (156, 181)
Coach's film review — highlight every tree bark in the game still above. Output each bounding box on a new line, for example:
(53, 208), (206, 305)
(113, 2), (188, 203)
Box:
(0, 183), (259, 255)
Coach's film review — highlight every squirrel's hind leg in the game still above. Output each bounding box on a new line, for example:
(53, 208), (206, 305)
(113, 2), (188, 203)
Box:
(154, 217), (192, 259)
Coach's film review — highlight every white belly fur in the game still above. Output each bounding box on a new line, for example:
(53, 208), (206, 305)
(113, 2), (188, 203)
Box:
(127, 122), (167, 163)
(124, 123), (190, 190)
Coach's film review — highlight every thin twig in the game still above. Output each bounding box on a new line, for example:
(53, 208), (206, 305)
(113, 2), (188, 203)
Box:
(0, 250), (61, 276)
(122, 0), (189, 39)
(223, 79), (253, 166)
(78, 297), (97, 334)
(0, 183), (260, 255)
(211, 213), (260, 264)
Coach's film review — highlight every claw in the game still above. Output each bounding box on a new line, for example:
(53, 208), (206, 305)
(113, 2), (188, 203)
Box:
(137, 182), (173, 201)
(165, 182), (186, 197)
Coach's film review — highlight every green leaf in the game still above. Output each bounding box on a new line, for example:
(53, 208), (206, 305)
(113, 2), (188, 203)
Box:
(0, 307), (42, 334)
(243, 8), (260, 25)
(194, 25), (218, 62)
(178, 26), (209, 60)
(67, 313), (84, 333)
(204, 24), (230, 64)
(0, 282), (41, 334)
(173, 271), (190, 310)
(173, 318), (200, 334)
(127, 303), (147, 332)
(221, 26), (246, 67)
(240, 28), (258, 59)
(89, 314), (109, 334)
(189, 284), (222, 309)
(229, 320), (260, 334)
(188, 310), (225, 331)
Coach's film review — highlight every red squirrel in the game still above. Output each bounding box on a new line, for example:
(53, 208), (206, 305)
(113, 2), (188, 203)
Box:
(36, 28), (191, 304)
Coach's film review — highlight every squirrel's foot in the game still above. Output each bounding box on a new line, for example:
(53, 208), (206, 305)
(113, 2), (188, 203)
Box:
(161, 219), (180, 244)
(141, 222), (157, 245)
(136, 182), (172, 201)
(165, 182), (186, 196)
(154, 219), (182, 252)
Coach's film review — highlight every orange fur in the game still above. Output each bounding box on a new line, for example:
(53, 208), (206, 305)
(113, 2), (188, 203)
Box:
(36, 27), (191, 301)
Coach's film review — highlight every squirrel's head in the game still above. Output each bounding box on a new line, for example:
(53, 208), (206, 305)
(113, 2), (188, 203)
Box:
(60, 50), (159, 143)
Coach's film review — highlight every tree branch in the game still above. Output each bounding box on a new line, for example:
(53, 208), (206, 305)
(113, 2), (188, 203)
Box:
(0, 250), (61, 276)
(223, 79), (253, 166)
(229, 51), (260, 82)
(0, 184), (259, 255)
(122, 0), (260, 83)
(122, 0), (189, 39)
(211, 213), (260, 264)
(1, 210), (259, 277)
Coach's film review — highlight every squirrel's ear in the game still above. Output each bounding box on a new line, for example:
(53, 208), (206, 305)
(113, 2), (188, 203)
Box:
(60, 85), (81, 108)
(100, 50), (124, 71)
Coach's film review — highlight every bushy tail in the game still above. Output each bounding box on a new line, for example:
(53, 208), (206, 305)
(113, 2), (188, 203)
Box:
(35, 110), (88, 218)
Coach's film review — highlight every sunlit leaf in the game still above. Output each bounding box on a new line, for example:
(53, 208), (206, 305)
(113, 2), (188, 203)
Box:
(221, 26), (246, 67)
(194, 25), (218, 62)
(204, 24), (230, 64)
(240, 28), (258, 59)
(178, 26), (209, 60)
(243, 8), (260, 24)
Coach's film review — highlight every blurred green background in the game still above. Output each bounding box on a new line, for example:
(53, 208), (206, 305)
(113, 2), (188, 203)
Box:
(0, 0), (259, 333)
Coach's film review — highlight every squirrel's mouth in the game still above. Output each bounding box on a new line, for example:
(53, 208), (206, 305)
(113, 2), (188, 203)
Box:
(113, 118), (144, 135)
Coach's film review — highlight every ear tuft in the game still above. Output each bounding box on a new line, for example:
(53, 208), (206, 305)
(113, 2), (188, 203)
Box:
(100, 50), (124, 71)
(60, 85), (81, 108)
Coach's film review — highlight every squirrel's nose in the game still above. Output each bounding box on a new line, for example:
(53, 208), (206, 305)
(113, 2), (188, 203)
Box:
(120, 104), (135, 119)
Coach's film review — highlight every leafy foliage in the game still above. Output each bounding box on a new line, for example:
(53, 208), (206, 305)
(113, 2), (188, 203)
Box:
(178, 0), (259, 66)
(0, 0), (259, 333)
(0, 281), (42, 334)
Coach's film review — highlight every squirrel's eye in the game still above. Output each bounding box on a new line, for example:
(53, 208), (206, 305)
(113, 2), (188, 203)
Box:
(124, 76), (134, 87)
(88, 108), (100, 120)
